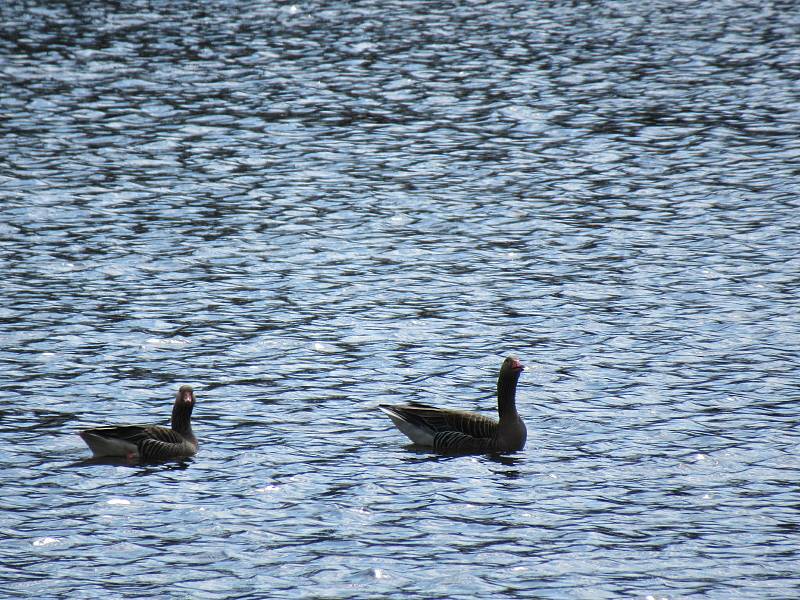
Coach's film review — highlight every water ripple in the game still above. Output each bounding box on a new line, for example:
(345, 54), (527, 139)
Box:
(1, 0), (799, 598)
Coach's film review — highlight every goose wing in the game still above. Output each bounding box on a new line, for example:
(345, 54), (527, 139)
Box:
(84, 424), (182, 444)
(432, 430), (497, 453)
(381, 402), (498, 438)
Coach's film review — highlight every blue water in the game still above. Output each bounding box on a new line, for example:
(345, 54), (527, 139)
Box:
(1, 1), (799, 597)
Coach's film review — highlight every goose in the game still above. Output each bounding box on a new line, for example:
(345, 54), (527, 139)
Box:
(79, 385), (198, 460)
(379, 356), (526, 453)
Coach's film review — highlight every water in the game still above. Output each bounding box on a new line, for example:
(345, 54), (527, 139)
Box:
(1, 0), (799, 597)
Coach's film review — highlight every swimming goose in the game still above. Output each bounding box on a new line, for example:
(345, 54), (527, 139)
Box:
(379, 356), (526, 453)
(79, 385), (198, 460)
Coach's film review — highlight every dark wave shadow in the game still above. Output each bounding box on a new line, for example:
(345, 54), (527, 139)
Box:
(397, 442), (526, 462)
(67, 455), (194, 472)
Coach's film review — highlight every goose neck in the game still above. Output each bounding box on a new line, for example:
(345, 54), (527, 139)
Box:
(497, 373), (520, 420)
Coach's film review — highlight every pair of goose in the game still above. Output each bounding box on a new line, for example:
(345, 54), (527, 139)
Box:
(80, 356), (526, 460)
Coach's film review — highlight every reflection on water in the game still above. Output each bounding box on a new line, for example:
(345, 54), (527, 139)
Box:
(1, 0), (800, 597)
(67, 456), (194, 472)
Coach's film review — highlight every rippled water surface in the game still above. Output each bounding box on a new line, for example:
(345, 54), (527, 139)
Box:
(2, 0), (799, 597)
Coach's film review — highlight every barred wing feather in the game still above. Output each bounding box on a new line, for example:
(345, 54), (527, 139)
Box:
(433, 430), (497, 453)
(391, 402), (498, 437)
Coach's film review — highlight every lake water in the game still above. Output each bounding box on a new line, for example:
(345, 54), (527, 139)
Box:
(1, 0), (799, 598)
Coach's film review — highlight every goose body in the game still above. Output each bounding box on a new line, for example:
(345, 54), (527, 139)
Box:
(79, 385), (198, 461)
(379, 356), (526, 453)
